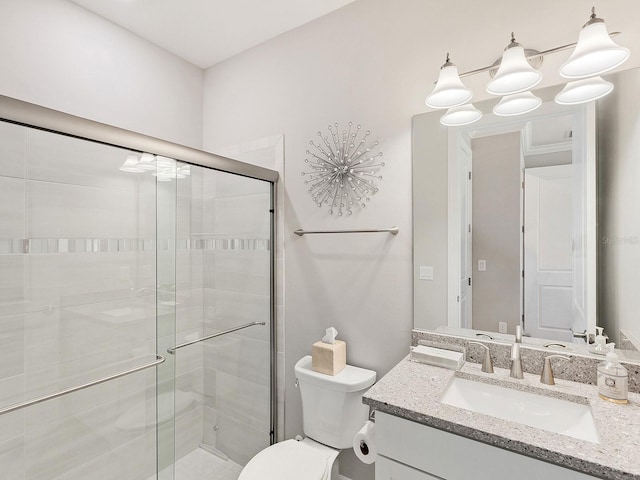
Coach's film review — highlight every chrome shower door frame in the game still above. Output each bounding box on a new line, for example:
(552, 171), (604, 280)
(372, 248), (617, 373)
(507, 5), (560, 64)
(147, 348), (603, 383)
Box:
(0, 94), (280, 473)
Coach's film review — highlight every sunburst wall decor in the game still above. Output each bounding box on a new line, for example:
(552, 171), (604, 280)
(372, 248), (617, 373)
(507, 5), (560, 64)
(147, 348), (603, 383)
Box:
(302, 122), (384, 216)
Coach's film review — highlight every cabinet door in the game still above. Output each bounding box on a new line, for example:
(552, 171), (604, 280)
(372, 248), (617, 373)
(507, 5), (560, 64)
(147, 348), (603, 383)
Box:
(376, 456), (443, 480)
(376, 412), (597, 480)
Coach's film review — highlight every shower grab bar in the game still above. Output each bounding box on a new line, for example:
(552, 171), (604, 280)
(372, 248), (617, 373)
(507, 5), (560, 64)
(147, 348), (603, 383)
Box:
(167, 321), (266, 354)
(0, 355), (165, 416)
(293, 226), (399, 236)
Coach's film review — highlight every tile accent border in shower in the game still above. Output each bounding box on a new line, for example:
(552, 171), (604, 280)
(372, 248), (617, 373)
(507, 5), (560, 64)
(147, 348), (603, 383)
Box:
(0, 237), (271, 254)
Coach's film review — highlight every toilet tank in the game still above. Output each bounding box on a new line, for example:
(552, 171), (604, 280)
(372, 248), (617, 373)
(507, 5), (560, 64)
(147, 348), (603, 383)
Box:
(295, 355), (376, 449)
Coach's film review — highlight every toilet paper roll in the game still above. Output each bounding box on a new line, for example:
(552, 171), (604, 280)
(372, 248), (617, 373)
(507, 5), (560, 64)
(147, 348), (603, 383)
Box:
(353, 420), (377, 464)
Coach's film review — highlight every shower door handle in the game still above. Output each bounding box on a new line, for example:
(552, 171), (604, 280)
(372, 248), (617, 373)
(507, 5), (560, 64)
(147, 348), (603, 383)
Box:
(167, 321), (266, 354)
(0, 355), (165, 416)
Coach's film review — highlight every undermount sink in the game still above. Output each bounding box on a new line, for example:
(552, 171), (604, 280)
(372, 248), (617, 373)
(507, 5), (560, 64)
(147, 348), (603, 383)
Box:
(440, 376), (599, 443)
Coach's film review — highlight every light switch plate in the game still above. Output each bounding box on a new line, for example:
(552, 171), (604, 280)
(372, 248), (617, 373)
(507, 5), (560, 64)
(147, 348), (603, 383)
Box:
(419, 266), (434, 281)
(478, 260), (486, 271)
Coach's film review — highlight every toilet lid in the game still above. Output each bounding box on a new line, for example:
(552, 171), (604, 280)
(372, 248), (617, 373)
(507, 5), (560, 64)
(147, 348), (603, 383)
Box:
(238, 439), (330, 480)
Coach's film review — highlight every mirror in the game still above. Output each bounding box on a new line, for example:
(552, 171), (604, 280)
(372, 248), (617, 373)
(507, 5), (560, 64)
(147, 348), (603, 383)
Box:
(413, 67), (640, 351)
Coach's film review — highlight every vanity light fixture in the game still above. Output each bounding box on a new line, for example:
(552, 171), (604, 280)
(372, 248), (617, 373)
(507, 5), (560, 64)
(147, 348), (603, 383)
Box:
(555, 76), (614, 105)
(486, 33), (543, 96)
(440, 104), (483, 126)
(425, 9), (628, 125)
(425, 54), (473, 109)
(493, 91), (542, 117)
(560, 7), (630, 79)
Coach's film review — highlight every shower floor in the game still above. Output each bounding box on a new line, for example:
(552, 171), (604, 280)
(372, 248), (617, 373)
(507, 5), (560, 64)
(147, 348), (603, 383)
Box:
(150, 447), (243, 480)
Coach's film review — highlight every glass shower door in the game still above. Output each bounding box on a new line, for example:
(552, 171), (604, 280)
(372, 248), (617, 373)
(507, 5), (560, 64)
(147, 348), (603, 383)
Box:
(0, 120), (167, 480)
(0, 109), (275, 480)
(165, 162), (273, 480)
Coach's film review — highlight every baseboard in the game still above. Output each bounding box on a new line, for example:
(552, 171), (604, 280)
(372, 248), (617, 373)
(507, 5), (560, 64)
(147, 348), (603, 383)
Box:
(337, 475), (352, 480)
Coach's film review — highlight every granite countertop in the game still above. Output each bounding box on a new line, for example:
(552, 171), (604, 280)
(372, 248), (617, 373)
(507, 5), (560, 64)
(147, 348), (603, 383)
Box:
(363, 356), (640, 480)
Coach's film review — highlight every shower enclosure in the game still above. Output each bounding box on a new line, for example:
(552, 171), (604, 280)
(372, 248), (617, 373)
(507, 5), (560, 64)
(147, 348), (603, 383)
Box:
(0, 96), (277, 480)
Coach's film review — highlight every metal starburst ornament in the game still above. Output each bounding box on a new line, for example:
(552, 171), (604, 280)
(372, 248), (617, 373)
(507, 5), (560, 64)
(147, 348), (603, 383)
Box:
(302, 122), (384, 216)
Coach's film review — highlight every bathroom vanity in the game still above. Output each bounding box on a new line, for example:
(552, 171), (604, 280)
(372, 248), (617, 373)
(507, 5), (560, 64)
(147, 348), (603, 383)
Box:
(363, 357), (640, 480)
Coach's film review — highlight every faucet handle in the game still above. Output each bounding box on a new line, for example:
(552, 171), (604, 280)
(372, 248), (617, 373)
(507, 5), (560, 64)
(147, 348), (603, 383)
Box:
(469, 342), (494, 374)
(540, 354), (571, 385)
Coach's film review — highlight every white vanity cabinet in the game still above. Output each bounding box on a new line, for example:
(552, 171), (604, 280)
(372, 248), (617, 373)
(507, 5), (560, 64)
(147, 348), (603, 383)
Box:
(375, 412), (599, 480)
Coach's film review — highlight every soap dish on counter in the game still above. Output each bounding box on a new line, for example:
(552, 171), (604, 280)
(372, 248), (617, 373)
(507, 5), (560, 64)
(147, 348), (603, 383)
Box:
(410, 345), (465, 370)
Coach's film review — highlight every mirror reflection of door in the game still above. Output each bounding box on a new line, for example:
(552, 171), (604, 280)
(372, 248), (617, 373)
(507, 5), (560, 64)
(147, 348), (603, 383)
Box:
(448, 103), (596, 340)
(524, 165), (573, 341)
(458, 137), (472, 329)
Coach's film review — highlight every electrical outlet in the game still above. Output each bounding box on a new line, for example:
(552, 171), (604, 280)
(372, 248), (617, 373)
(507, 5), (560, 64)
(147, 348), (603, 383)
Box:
(498, 322), (508, 334)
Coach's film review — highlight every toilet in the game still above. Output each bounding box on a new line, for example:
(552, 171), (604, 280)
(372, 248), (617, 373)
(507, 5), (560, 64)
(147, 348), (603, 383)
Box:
(238, 355), (376, 480)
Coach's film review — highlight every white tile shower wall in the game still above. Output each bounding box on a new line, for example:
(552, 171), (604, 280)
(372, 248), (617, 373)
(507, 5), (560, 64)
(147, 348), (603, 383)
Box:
(0, 435), (24, 480)
(0, 176), (25, 238)
(0, 121), (26, 179)
(203, 289), (270, 341)
(213, 410), (269, 467)
(0, 123), (160, 480)
(204, 334), (270, 388)
(0, 255), (25, 317)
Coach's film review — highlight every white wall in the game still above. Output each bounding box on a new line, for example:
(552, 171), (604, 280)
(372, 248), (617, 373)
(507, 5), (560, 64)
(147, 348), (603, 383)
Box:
(472, 133), (521, 334)
(201, 1), (640, 478)
(0, 0), (204, 148)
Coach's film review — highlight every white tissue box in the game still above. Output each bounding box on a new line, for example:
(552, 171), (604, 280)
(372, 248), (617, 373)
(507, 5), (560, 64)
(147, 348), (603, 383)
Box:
(312, 340), (346, 375)
(410, 345), (464, 370)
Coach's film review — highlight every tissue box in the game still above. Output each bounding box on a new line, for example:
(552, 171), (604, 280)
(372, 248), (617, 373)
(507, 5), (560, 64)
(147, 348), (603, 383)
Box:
(312, 340), (346, 375)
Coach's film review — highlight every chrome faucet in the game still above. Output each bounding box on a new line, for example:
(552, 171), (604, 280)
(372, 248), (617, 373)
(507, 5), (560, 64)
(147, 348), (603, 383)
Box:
(510, 325), (524, 379)
(540, 355), (571, 385)
(469, 342), (494, 373)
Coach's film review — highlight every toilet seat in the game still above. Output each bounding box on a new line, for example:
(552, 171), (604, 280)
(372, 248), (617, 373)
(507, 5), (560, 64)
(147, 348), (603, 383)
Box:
(238, 439), (338, 480)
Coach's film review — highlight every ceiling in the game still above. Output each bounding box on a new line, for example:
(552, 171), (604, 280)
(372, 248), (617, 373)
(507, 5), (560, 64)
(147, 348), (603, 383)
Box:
(68, 0), (356, 69)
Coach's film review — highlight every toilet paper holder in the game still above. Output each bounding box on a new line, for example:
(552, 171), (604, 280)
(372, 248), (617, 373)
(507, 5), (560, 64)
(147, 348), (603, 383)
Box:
(361, 409), (376, 455)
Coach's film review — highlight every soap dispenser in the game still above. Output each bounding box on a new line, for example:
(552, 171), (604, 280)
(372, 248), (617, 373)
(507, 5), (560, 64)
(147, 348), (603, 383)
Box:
(594, 327), (607, 353)
(597, 343), (628, 404)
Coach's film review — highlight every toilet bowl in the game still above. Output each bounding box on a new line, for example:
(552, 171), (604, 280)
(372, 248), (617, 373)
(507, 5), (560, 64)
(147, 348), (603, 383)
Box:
(238, 438), (339, 480)
(238, 355), (376, 480)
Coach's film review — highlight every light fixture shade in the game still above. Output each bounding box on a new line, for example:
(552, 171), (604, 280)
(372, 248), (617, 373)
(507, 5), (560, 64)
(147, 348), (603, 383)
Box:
(493, 91), (542, 116)
(560, 19), (629, 78)
(136, 152), (157, 171)
(555, 76), (614, 105)
(440, 104), (483, 127)
(487, 40), (543, 96)
(426, 56), (473, 109)
(119, 154), (144, 173)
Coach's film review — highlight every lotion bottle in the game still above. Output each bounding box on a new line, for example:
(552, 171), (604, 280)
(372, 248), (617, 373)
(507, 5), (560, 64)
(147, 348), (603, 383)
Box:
(597, 343), (628, 404)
